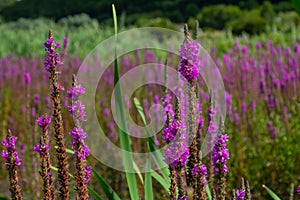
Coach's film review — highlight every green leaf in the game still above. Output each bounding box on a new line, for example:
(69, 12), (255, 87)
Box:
(133, 160), (144, 185)
(133, 97), (170, 183)
(112, 4), (139, 200)
(262, 185), (281, 200)
(66, 148), (74, 154)
(93, 168), (121, 200)
(88, 186), (103, 200)
(206, 183), (212, 200)
(50, 165), (74, 178)
(151, 171), (170, 191)
(144, 154), (153, 200)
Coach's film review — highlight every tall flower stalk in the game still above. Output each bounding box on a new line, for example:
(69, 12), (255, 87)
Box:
(1, 129), (23, 200)
(34, 115), (54, 200)
(212, 133), (229, 200)
(68, 74), (90, 199)
(44, 30), (69, 199)
(179, 24), (200, 188)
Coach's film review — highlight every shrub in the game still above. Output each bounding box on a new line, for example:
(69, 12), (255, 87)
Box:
(227, 11), (267, 35)
(57, 13), (99, 29)
(196, 4), (242, 30)
(260, 1), (275, 22)
(136, 17), (177, 30)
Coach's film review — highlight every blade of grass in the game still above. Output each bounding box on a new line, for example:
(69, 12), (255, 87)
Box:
(206, 182), (212, 200)
(151, 171), (170, 191)
(133, 160), (144, 185)
(66, 148), (74, 154)
(50, 165), (74, 178)
(262, 185), (281, 200)
(93, 168), (122, 200)
(88, 186), (104, 200)
(112, 4), (139, 200)
(133, 97), (170, 183)
(144, 154), (153, 200)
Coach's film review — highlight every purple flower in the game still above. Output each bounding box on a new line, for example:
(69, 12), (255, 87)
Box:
(34, 93), (40, 106)
(70, 128), (87, 142)
(70, 128), (90, 160)
(44, 37), (62, 72)
(24, 72), (31, 84)
(37, 116), (51, 128)
(63, 37), (69, 47)
(2, 136), (17, 148)
(297, 185), (300, 194)
(68, 101), (85, 121)
(241, 102), (247, 114)
(256, 42), (262, 50)
(1, 151), (9, 160)
(85, 166), (92, 183)
(179, 40), (200, 82)
(236, 189), (245, 200)
(1, 132), (21, 166)
(67, 84), (85, 99)
(162, 120), (180, 143)
(212, 134), (229, 173)
(34, 144), (50, 156)
(250, 100), (255, 111)
(44, 96), (51, 104)
(192, 164), (208, 185)
(179, 59), (199, 82)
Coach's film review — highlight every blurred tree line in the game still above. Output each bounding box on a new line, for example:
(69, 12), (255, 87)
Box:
(0, 0), (293, 23)
(0, 0), (297, 35)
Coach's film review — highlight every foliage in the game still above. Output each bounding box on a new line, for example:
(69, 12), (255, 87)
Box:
(196, 4), (242, 30)
(136, 17), (177, 30)
(227, 10), (267, 34)
(58, 13), (99, 29)
(260, 1), (275, 22)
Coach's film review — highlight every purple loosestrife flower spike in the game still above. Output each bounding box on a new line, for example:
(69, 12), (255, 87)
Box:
(180, 25), (200, 187)
(236, 189), (246, 200)
(212, 133), (229, 200)
(24, 72), (31, 85)
(44, 30), (69, 200)
(179, 26), (200, 84)
(1, 129), (23, 200)
(68, 74), (90, 199)
(35, 114), (55, 200)
(192, 163), (208, 199)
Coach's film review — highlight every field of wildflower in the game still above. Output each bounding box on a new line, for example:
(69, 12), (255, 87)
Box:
(0, 6), (300, 200)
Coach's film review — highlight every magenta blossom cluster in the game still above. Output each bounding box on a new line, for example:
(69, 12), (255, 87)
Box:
(212, 134), (229, 173)
(68, 80), (91, 185)
(297, 185), (300, 194)
(162, 120), (180, 143)
(192, 164), (208, 185)
(34, 144), (50, 156)
(44, 37), (62, 72)
(235, 189), (245, 200)
(68, 84), (86, 122)
(70, 128), (89, 159)
(1, 134), (21, 166)
(37, 116), (51, 128)
(163, 122), (189, 168)
(67, 84), (85, 99)
(24, 72), (31, 85)
(178, 40), (200, 82)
